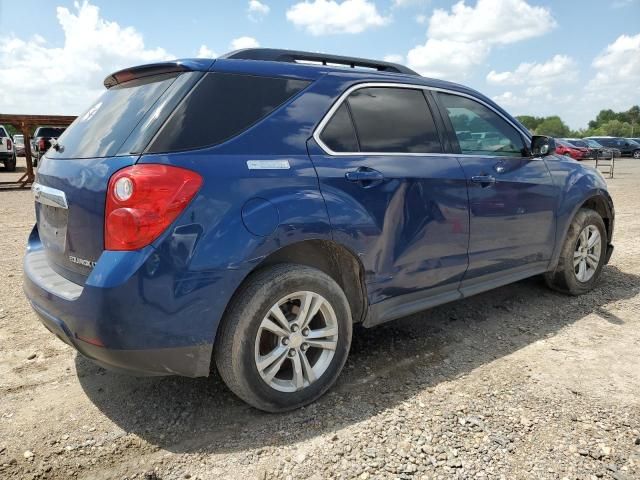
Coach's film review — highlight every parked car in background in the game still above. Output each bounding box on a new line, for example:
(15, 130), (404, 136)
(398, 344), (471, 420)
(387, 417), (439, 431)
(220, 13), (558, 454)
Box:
(562, 138), (596, 158)
(24, 48), (615, 412)
(0, 125), (17, 171)
(13, 134), (26, 156)
(555, 139), (588, 160)
(586, 136), (640, 159)
(32, 126), (66, 166)
(584, 138), (620, 159)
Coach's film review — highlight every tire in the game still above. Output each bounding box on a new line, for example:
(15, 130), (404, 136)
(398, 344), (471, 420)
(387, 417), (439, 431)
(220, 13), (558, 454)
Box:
(5, 154), (16, 172)
(633, 150), (640, 159)
(214, 264), (352, 412)
(544, 208), (607, 295)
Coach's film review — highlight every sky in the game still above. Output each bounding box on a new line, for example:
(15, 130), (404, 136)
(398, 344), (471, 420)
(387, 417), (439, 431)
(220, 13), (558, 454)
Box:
(0, 0), (638, 129)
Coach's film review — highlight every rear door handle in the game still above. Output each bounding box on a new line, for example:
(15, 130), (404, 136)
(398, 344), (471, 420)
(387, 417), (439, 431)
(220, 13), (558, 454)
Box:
(345, 168), (384, 185)
(471, 175), (496, 187)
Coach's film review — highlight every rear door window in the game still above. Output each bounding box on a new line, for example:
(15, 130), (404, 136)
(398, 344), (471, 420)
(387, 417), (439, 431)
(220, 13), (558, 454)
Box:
(319, 103), (359, 152)
(438, 93), (526, 157)
(345, 87), (442, 153)
(0, 128), (7, 137)
(147, 73), (310, 153)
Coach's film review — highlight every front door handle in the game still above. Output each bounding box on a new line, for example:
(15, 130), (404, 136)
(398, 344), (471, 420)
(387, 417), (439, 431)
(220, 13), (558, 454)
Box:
(471, 175), (496, 187)
(345, 167), (384, 186)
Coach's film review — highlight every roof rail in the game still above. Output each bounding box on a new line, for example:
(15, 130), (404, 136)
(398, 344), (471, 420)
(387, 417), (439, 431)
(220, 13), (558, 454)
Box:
(221, 48), (420, 76)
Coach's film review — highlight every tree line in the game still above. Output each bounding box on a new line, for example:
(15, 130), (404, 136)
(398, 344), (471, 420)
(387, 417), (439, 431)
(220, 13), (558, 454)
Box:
(516, 105), (640, 138)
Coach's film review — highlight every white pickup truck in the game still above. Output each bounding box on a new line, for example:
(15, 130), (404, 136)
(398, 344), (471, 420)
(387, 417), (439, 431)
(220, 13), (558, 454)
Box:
(0, 125), (17, 171)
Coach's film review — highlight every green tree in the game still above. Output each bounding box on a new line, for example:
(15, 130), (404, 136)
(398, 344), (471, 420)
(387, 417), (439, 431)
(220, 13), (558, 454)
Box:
(594, 119), (633, 137)
(516, 115), (544, 133)
(535, 116), (571, 137)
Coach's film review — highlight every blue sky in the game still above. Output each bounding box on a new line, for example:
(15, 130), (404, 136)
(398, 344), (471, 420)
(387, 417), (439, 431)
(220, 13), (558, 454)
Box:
(1, 0), (639, 128)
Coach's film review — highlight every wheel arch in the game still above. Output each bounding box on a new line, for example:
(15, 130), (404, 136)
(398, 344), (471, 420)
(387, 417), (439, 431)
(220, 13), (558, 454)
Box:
(548, 190), (614, 272)
(219, 239), (368, 336)
(254, 239), (368, 325)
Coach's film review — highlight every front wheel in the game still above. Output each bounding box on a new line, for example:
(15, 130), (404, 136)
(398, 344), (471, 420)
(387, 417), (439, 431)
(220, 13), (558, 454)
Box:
(545, 208), (607, 295)
(215, 264), (352, 412)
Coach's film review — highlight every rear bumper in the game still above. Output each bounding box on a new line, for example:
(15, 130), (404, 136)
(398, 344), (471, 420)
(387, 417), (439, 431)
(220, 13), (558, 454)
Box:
(29, 299), (211, 376)
(0, 151), (13, 160)
(23, 226), (249, 377)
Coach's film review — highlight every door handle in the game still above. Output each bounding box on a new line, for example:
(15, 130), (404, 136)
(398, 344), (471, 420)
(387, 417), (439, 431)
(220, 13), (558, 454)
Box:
(471, 175), (496, 187)
(345, 168), (384, 186)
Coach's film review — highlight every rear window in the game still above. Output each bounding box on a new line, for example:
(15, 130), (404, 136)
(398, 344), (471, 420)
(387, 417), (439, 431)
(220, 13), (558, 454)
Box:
(147, 73), (310, 153)
(47, 73), (179, 159)
(0, 128), (7, 137)
(35, 127), (66, 138)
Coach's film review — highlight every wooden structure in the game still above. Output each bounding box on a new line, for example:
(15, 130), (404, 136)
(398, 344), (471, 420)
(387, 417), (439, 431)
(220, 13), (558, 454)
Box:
(0, 114), (77, 188)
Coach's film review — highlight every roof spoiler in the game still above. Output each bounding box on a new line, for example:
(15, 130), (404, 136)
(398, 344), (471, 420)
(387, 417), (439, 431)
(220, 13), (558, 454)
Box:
(103, 60), (211, 88)
(221, 48), (420, 76)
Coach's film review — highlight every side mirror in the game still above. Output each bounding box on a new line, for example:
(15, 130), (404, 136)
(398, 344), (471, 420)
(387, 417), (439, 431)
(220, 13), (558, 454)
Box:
(531, 135), (556, 157)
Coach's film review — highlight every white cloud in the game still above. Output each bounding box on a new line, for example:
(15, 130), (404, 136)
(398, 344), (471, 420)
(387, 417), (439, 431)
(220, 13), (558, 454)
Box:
(286, 0), (389, 35)
(491, 91), (529, 108)
(248, 0), (270, 21)
(407, 38), (489, 79)
(196, 44), (217, 58)
(406, 0), (556, 79)
(230, 36), (260, 50)
(383, 54), (405, 63)
(393, 0), (429, 5)
(486, 55), (578, 86)
(583, 33), (640, 113)
(416, 14), (427, 24)
(0, 1), (171, 115)
(428, 0), (556, 45)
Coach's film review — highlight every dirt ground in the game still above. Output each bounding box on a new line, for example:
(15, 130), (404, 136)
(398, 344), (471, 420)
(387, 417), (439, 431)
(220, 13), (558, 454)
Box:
(0, 157), (639, 480)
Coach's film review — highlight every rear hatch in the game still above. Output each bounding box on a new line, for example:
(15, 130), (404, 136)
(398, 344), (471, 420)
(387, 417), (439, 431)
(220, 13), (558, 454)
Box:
(34, 65), (207, 284)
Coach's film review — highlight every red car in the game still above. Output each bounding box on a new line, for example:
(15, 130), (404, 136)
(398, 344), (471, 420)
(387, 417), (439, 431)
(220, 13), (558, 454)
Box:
(555, 139), (588, 160)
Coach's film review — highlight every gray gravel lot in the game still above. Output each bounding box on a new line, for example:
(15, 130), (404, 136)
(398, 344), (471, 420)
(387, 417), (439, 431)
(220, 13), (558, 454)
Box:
(1, 157), (639, 480)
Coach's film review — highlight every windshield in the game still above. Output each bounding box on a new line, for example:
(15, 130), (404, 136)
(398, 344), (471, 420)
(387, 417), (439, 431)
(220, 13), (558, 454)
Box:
(586, 139), (602, 147)
(568, 140), (588, 148)
(47, 73), (180, 159)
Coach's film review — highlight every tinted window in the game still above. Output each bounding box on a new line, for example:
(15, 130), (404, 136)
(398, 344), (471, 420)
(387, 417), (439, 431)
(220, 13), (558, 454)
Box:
(47, 73), (179, 159)
(35, 127), (66, 138)
(320, 103), (359, 152)
(439, 93), (526, 156)
(148, 73), (310, 153)
(0, 128), (7, 137)
(346, 87), (441, 153)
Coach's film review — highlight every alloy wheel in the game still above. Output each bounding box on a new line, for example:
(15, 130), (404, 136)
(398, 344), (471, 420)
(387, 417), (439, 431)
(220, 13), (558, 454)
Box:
(254, 291), (338, 392)
(573, 225), (602, 283)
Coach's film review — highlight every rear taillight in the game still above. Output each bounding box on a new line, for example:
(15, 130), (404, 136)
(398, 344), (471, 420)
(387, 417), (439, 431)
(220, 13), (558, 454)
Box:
(105, 164), (203, 251)
(6, 139), (12, 150)
(38, 139), (46, 150)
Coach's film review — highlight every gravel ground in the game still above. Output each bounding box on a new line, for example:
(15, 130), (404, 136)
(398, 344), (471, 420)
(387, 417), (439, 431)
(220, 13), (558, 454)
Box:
(1, 157), (639, 480)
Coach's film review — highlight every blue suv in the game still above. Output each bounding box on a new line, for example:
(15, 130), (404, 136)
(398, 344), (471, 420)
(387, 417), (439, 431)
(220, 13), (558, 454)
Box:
(24, 49), (614, 412)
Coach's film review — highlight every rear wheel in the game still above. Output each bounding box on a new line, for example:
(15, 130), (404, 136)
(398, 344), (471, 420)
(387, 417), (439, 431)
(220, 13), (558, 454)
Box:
(215, 264), (352, 412)
(545, 208), (607, 295)
(633, 150), (640, 159)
